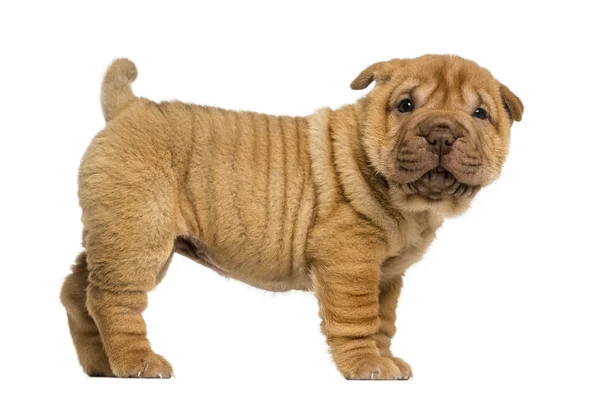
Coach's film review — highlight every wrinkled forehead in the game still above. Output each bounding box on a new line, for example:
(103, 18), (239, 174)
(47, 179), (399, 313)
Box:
(389, 58), (499, 110)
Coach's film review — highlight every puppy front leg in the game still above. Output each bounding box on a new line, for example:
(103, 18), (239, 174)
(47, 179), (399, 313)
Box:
(312, 239), (404, 380)
(373, 277), (412, 379)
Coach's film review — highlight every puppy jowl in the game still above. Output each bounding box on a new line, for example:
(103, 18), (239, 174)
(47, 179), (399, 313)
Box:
(60, 55), (523, 380)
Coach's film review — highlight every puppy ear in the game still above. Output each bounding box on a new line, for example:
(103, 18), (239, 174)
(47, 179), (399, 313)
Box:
(350, 59), (407, 90)
(500, 84), (524, 122)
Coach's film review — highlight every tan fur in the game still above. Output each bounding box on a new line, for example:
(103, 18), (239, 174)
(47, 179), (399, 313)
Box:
(61, 55), (523, 379)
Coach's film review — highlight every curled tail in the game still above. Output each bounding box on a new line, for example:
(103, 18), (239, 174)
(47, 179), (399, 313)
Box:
(101, 58), (138, 122)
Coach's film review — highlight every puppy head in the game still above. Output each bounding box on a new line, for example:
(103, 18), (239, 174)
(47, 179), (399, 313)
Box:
(352, 55), (523, 215)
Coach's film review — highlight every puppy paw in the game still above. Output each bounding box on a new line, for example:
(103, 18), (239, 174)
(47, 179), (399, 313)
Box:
(110, 351), (173, 378)
(343, 356), (405, 380)
(390, 357), (412, 380)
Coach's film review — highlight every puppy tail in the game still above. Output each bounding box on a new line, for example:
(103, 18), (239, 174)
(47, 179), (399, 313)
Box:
(101, 58), (138, 122)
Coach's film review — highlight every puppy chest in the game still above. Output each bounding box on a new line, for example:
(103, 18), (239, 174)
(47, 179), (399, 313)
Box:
(381, 213), (441, 278)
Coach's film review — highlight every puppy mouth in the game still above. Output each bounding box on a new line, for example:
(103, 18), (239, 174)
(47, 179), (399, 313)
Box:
(401, 167), (477, 200)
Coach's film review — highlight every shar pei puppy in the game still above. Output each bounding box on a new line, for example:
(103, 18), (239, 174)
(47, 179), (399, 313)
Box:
(61, 54), (523, 380)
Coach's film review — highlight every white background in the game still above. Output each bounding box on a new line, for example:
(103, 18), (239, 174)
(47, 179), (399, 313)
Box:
(1, 1), (599, 393)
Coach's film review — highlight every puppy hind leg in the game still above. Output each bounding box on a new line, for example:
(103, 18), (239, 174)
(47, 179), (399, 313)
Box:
(85, 222), (176, 379)
(60, 252), (113, 377)
(79, 174), (178, 378)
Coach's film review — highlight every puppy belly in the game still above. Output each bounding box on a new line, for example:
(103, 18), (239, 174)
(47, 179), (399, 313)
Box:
(174, 236), (311, 292)
(175, 236), (229, 276)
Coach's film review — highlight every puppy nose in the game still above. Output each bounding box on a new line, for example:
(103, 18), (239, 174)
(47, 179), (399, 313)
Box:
(425, 129), (456, 155)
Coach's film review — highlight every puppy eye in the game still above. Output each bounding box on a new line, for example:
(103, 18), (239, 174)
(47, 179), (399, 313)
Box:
(397, 99), (414, 113)
(472, 108), (488, 120)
